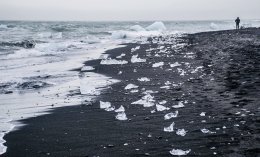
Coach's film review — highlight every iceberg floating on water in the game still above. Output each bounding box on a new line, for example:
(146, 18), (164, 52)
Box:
(146, 21), (166, 31)
(130, 25), (146, 31)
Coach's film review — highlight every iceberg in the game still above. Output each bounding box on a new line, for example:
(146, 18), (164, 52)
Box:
(146, 22), (166, 31)
(130, 25), (146, 31)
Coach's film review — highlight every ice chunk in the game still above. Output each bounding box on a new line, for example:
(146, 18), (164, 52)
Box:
(101, 59), (128, 65)
(0, 24), (8, 29)
(130, 25), (146, 31)
(164, 122), (175, 132)
(131, 55), (146, 63)
(111, 31), (128, 39)
(160, 86), (170, 89)
(116, 53), (126, 59)
(146, 22), (166, 31)
(170, 62), (181, 68)
(131, 46), (140, 52)
(156, 104), (170, 111)
(116, 112), (128, 121)
(169, 149), (191, 156)
(130, 89), (139, 93)
(176, 129), (187, 136)
(105, 106), (115, 112)
(152, 62), (164, 68)
(131, 94), (155, 107)
(100, 101), (111, 109)
(201, 128), (216, 134)
(125, 84), (138, 90)
(164, 111), (179, 120)
(138, 77), (150, 82)
(159, 100), (167, 105)
(177, 68), (186, 76)
(172, 102), (185, 108)
(81, 66), (95, 72)
(200, 112), (206, 117)
(115, 105), (125, 112)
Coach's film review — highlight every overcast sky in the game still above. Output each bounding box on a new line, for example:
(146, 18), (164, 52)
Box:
(0, 0), (259, 21)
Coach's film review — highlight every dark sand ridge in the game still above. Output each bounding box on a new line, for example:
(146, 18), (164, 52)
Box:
(2, 28), (260, 157)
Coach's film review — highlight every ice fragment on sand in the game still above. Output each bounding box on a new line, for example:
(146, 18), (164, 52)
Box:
(200, 112), (206, 116)
(170, 62), (181, 68)
(130, 89), (139, 93)
(100, 101), (115, 112)
(152, 62), (164, 68)
(164, 122), (175, 132)
(138, 77), (150, 82)
(169, 149), (191, 156)
(81, 66), (95, 71)
(131, 94), (155, 107)
(115, 105), (125, 112)
(176, 129), (187, 136)
(116, 112), (128, 121)
(156, 104), (170, 111)
(159, 100), (167, 105)
(172, 102), (184, 108)
(131, 55), (146, 63)
(116, 53), (126, 59)
(105, 106), (115, 112)
(100, 59), (128, 65)
(131, 46), (140, 52)
(177, 68), (186, 76)
(201, 128), (216, 134)
(164, 111), (179, 120)
(125, 84), (139, 90)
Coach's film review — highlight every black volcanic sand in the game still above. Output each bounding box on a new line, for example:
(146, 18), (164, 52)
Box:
(3, 28), (260, 157)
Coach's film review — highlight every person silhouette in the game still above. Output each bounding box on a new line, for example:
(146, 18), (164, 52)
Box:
(235, 17), (240, 30)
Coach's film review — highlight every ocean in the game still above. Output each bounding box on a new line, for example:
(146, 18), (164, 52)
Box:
(0, 20), (260, 154)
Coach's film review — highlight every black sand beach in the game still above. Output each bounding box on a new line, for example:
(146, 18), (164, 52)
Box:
(2, 28), (260, 157)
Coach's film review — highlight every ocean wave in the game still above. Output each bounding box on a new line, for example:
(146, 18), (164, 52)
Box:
(16, 81), (52, 90)
(0, 24), (8, 29)
(37, 32), (62, 39)
(111, 21), (166, 39)
(0, 40), (36, 49)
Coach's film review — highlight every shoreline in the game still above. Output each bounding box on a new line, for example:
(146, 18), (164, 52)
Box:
(2, 28), (260, 156)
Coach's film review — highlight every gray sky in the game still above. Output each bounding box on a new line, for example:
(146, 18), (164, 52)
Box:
(0, 0), (259, 21)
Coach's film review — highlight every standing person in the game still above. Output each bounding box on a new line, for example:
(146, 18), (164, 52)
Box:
(235, 17), (240, 30)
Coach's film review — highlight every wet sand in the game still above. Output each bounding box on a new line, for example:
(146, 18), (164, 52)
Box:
(2, 28), (260, 157)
